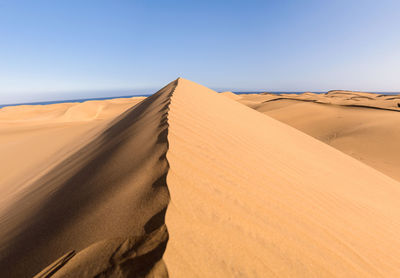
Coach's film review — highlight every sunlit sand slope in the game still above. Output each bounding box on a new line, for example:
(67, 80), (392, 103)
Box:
(229, 92), (400, 182)
(165, 79), (400, 277)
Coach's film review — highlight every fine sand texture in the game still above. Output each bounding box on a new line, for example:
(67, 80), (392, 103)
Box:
(224, 91), (400, 182)
(1, 79), (400, 277)
(164, 80), (400, 277)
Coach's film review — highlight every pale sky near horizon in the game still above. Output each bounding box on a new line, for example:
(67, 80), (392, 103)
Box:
(1, 0), (399, 103)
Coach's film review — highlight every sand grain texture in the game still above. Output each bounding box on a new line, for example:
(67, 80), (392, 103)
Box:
(165, 79), (400, 277)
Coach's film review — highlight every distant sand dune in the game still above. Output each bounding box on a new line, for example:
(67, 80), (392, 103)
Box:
(1, 80), (400, 277)
(228, 91), (400, 182)
(0, 97), (145, 123)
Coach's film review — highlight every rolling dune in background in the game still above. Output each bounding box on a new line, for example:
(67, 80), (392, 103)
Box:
(225, 91), (400, 182)
(0, 79), (400, 277)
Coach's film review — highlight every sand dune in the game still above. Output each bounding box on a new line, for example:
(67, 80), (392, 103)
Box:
(0, 97), (145, 123)
(0, 89), (170, 277)
(234, 90), (400, 111)
(164, 79), (400, 277)
(0, 97), (144, 206)
(228, 91), (400, 182)
(1, 79), (400, 277)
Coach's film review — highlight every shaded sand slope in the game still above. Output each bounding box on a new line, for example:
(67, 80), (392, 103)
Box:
(229, 92), (400, 182)
(165, 79), (400, 277)
(0, 84), (173, 277)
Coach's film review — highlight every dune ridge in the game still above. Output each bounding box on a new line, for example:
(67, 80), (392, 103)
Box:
(255, 91), (400, 111)
(1, 79), (400, 277)
(165, 79), (400, 277)
(0, 80), (177, 277)
(261, 97), (400, 112)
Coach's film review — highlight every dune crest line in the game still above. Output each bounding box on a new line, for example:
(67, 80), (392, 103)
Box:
(2, 78), (400, 277)
(0, 79), (179, 277)
(164, 78), (400, 277)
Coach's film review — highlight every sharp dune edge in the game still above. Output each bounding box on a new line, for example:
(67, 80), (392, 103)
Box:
(165, 80), (400, 277)
(0, 78), (400, 277)
(0, 81), (176, 277)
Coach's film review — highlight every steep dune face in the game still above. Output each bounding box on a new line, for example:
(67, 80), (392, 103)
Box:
(165, 79), (400, 277)
(230, 93), (400, 182)
(0, 83), (174, 277)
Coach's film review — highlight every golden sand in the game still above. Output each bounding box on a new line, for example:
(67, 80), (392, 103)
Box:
(0, 79), (399, 277)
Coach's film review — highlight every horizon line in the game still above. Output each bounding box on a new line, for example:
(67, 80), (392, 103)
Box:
(1, 90), (400, 109)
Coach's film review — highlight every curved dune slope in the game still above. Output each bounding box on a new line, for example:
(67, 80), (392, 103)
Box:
(229, 92), (400, 182)
(165, 79), (400, 277)
(230, 91), (400, 112)
(0, 82), (175, 277)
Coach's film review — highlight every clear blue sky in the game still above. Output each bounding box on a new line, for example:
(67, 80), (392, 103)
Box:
(1, 0), (399, 103)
